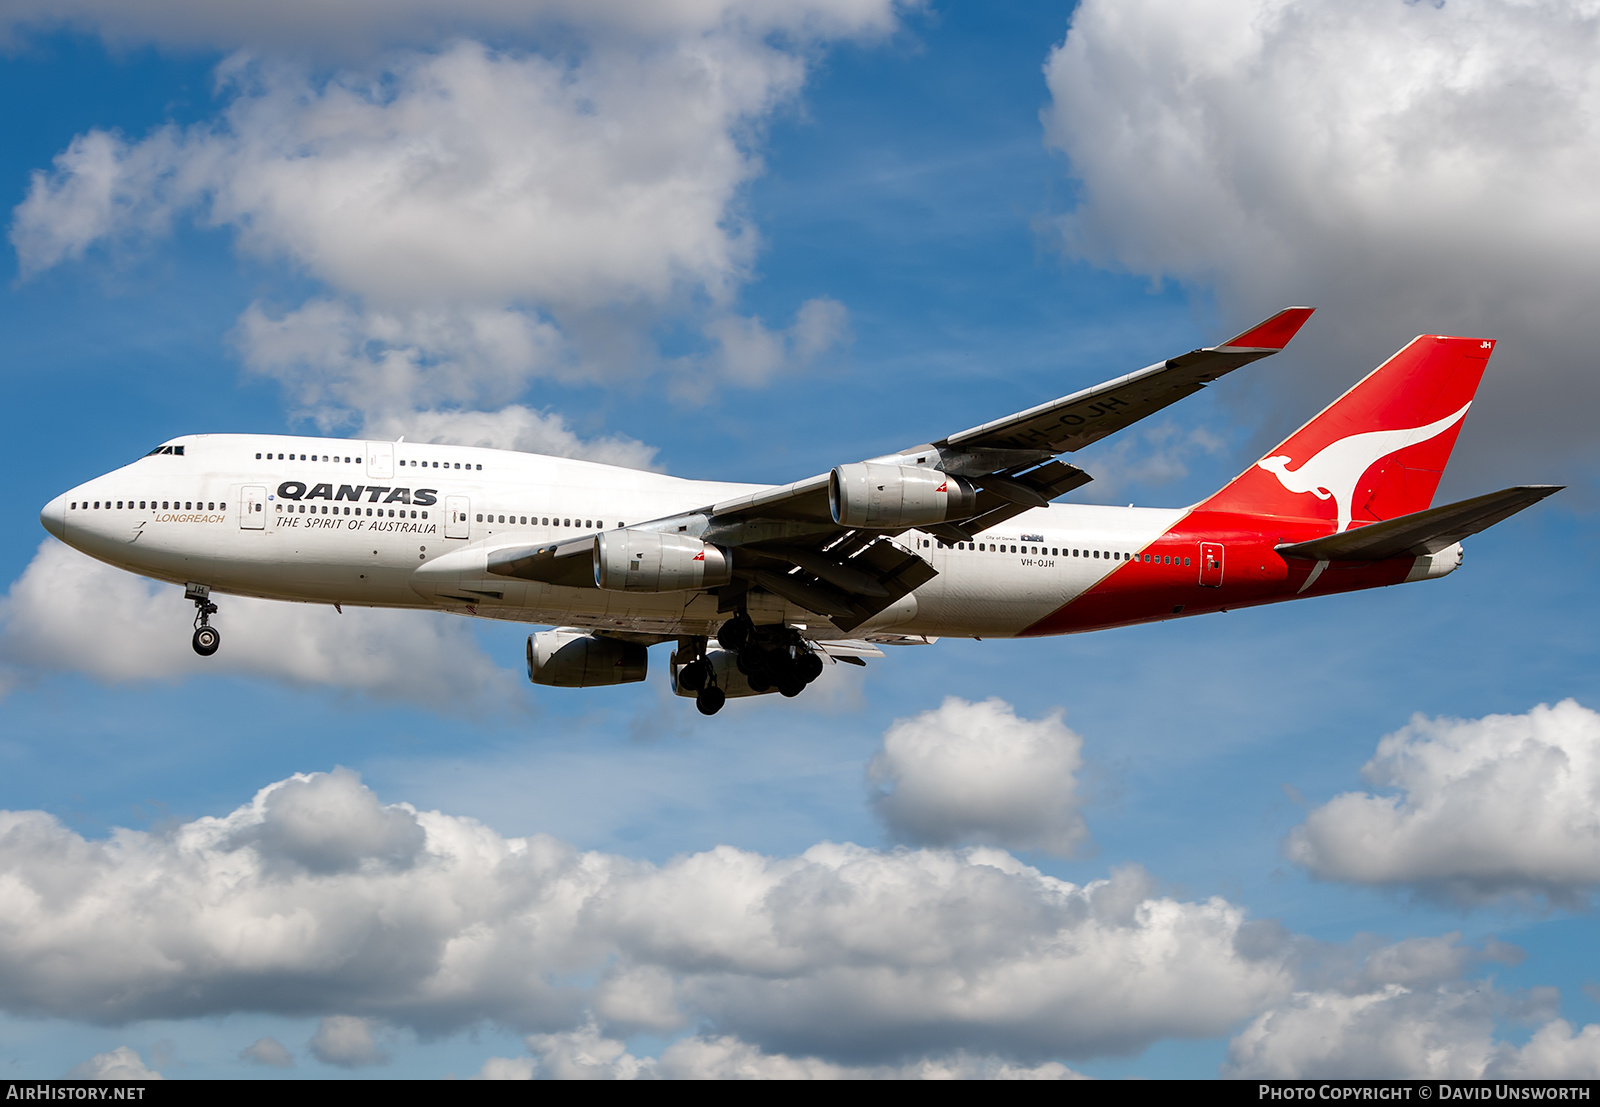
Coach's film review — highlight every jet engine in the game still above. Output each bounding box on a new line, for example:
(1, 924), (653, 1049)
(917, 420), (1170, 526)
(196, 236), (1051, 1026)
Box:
(594, 531), (732, 592)
(829, 463), (979, 528)
(526, 629), (647, 687)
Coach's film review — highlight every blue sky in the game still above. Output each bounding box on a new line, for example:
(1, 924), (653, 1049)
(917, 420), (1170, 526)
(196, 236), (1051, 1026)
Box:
(0, 0), (1597, 1080)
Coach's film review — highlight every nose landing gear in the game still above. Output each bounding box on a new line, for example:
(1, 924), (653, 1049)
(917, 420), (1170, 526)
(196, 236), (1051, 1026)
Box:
(186, 582), (220, 657)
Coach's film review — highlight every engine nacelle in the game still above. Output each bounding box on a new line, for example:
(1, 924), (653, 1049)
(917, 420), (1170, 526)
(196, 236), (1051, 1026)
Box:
(526, 629), (647, 687)
(829, 463), (979, 529)
(594, 531), (732, 592)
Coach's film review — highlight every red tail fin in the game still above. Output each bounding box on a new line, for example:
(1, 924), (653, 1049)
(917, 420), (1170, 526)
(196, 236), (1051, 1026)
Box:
(1200, 335), (1494, 532)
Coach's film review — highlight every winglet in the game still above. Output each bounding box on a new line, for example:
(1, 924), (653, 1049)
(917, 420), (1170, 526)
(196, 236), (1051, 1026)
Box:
(1214, 307), (1315, 352)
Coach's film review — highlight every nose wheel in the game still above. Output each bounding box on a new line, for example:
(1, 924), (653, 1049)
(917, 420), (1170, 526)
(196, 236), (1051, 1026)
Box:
(186, 582), (220, 657)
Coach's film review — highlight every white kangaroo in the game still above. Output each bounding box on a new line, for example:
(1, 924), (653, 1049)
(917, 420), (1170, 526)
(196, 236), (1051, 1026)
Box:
(1256, 403), (1471, 534)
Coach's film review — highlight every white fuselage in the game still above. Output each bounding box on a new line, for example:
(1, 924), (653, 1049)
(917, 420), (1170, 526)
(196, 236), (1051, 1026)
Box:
(41, 434), (1185, 641)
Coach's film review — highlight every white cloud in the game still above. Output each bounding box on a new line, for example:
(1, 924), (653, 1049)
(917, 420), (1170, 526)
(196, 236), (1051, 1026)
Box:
(700, 298), (852, 387)
(0, 539), (518, 707)
(1072, 421), (1227, 503)
(1492, 1021), (1600, 1079)
(868, 696), (1089, 856)
(0, 0), (905, 57)
(0, 768), (1291, 1062)
(240, 1036), (294, 1067)
(1227, 933), (1600, 1079)
(65, 1046), (163, 1080)
(1042, 0), (1600, 477)
(359, 405), (658, 471)
(14, 27), (861, 428)
(480, 1022), (1086, 1079)
(1286, 700), (1600, 905)
(654, 1037), (1084, 1079)
(1227, 981), (1497, 1079)
(309, 1015), (386, 1068)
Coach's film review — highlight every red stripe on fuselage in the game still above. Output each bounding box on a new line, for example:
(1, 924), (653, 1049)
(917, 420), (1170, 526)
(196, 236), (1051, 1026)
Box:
(1017, 508), (1413, 637)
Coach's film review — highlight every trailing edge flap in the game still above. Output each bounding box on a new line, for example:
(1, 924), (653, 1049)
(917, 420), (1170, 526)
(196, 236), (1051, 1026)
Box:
(830, 539), (939, 634)
(1276, 485), (1563, 562)
(488, 535), (598, 588)
(812, 639), (887, 659)
(741, 538), (935, 630)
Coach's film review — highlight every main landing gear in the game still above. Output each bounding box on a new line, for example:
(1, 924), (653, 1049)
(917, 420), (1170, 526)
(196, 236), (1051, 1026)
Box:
(186, 582), (220, 657)
(674, 646), (726, 716)
(718, 615), (825, 700)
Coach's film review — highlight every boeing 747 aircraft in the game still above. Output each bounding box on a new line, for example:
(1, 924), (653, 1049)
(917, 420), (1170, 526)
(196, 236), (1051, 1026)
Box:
(39, 308), (1559, 714)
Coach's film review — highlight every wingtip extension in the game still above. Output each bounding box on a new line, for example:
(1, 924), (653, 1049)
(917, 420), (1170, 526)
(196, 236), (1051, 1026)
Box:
(1216, 306), (1316, 352)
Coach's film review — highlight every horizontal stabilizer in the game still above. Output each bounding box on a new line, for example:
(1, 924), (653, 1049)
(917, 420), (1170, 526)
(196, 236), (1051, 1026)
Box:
(1276, 485), (1562, 561)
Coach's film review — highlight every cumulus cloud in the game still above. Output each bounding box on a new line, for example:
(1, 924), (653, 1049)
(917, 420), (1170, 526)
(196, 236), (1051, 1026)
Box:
(0, 0), (905, 57)
(479, 1021), (1085, 1078)
(1286, 700), (1600, 905)
(1491, 1021), (1600, 1079)
(240, 1036), (294, 1067)
(0, 768), (1290, 1062)
(309, 1015), (386, 1067)
(1228, 981), (1498, 1079)
(868, 696), (1088, 856)
(1227, 933), (1600, 1079)
(65, 1046), (162, 1079)
(13, 23), (863, 428)
(0, 539), (518, 706)
(1043, 0), (1600, 481)
(358, 405), (659, 472)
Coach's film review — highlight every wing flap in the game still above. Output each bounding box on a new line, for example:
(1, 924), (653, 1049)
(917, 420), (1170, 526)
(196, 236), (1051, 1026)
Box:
(1276, 485), (1563, 561)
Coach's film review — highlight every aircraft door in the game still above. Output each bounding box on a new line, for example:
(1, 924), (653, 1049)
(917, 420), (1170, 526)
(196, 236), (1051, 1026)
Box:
(367, 442), (394, 479)
(445, 496), (470, 539)
(1199, 542), (1224, 587)
(241, 485), (267, 529)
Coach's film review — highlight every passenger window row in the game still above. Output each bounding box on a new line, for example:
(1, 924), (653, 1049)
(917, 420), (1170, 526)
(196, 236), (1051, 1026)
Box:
(277, 504), (426, 519)
(476, 515), (624, 528)
(71, 499), (222, 512)
(924, 538), (1192, 566)
(254, 451), (484, 471)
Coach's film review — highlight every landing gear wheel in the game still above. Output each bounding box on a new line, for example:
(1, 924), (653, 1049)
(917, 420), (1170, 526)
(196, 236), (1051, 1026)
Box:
(797, 651), (825, 684)
(717, 615), (753, 652)
(696, 686), (726, 715)
(747, 673), (772, 694)
(678, 659), (711, 693)
(778, 676), (804, 698)
(186, 582), (220, 657)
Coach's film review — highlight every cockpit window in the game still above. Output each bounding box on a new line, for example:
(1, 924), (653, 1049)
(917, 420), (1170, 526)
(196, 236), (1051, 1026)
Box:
(144, 445), (185, 457)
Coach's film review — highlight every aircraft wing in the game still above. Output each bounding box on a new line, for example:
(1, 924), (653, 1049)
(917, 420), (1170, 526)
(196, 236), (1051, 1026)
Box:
(940, 306), (1316, 454)
(495, 307), (1315, 632)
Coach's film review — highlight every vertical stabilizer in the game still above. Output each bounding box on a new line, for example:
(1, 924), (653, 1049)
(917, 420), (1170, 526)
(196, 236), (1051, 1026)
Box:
(1199, 335), (1494, 532)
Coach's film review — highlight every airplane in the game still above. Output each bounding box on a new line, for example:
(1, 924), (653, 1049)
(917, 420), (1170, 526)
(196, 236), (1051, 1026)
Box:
(37, 307), (1561, 715)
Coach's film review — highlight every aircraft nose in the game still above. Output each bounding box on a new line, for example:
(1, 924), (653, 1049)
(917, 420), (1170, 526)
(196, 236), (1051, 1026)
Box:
(39, 494), (67, 540)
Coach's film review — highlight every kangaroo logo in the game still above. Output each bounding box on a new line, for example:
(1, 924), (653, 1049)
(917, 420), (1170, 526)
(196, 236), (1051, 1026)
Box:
(1255, 403), (1471, 533)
